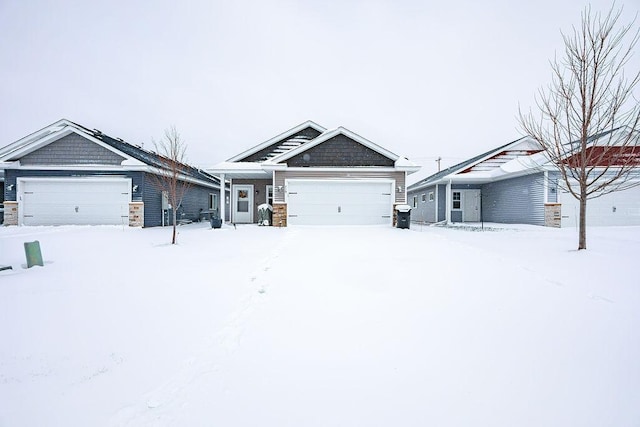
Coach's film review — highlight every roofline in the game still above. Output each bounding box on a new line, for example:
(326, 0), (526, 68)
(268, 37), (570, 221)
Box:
(0, 124), (145, 166)
(266, 126), (400, 164)
(226, 120), (327, 162)
(407, 136), (533, 191)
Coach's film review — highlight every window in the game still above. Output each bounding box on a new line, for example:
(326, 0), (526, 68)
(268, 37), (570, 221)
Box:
(208, 193), (218, 211)
(429, 192), (434, 202)
(452, 191), (461, 209)
(412, 195), (418, 208)
(266, 185), (274, 205)
(421, 194), (426, 202)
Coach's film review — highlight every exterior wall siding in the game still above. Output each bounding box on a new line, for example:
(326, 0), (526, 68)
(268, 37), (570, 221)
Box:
(437, 184), (446, 221)
(481, 173), (546, 225)
(143, 172), (218, 227)
(547, 171), (559, 203)
(19, 134), (125, 165)
(274, 170), (406, 204)
(240, 127), (323, 162)
(407, 185), (437, 223)
(286, 134), (395, 167)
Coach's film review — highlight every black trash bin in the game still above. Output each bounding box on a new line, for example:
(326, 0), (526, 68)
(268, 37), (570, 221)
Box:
(210, 211), (222, 229)
(395, 204), (411, 229)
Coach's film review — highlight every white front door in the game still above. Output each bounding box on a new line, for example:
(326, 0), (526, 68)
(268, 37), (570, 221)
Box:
(233, 185), (253, 223)
(463, 189), (481, 221)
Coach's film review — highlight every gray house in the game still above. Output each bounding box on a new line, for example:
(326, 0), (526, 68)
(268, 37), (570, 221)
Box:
(0, 119), (227, 227)
(209, 121), (420, 226)
(408, 129), (640, 228)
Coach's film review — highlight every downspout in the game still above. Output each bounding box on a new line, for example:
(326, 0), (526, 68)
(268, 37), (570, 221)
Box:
(446, 179), (452, 224)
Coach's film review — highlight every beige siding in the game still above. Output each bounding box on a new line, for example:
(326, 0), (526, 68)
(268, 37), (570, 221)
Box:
(273, 170), (406, 204)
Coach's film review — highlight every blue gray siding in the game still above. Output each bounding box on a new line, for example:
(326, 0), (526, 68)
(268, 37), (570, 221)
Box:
(19, 134), (125, 165)
(408, 185), (436, 223)
(437, 185), (446, 221)
(481, 173), (545, 225)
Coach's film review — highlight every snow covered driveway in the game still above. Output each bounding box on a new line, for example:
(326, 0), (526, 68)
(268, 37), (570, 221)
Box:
(1, 223), (639, 426)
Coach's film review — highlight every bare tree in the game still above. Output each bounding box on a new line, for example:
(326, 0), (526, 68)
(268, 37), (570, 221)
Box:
(151, 126), (192, 245)
(520, 5), (640, 250)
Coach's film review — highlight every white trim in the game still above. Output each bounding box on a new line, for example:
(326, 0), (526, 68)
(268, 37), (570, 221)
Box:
(226, 121), (327, 162)
(543, 170), (549, 203)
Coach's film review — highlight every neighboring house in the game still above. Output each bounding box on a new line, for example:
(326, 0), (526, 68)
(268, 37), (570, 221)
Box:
(0, 119), (227, 227)
(408, 127), (640, 228)
(209, 121), (420, 226)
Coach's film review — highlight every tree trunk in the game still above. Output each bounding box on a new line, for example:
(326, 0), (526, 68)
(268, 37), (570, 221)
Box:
(172, 209), (177, 245)
(578, 189), (587, 250)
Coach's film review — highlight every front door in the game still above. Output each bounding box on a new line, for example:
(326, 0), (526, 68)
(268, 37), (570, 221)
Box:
(463, 189), (481, 221)
(233, 185), (253, 223)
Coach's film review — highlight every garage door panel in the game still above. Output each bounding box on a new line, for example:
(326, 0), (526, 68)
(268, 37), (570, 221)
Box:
(560, 183), (640, 227)
(20, 178), (131, 226)
(287, 180), (393, 226)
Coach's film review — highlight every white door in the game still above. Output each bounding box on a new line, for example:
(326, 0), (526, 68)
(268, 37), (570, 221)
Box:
(233, 184), (253, 223)
(560, 183), (640, 227)
(19, 177), (131, 226)
(463, 190), (481, 221)
(286, 180), (394, 225)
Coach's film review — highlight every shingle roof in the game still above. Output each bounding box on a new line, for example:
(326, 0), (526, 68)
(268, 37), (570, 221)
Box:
(67, 120), (220, 185)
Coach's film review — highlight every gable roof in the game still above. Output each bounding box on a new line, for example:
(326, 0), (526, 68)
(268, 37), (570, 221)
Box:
(0, 119), (221, 187)
(408, 136), (539, 191)
(227, 120), (327, 162)
(265, 126), (400, 165)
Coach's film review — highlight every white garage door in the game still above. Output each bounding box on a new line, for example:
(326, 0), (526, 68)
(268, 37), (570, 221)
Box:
(19, 178), (131, 226)
(286, 180), (394, 225)
(560, 183), (640, 227)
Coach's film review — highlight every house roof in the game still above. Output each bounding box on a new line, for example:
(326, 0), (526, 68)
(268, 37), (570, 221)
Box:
(226, 120), (327, 162)
(265, 126), (401, 164)
(0, 119), (221, 187)
(211, 121), (420, 177)
(408, 136), (543, 191)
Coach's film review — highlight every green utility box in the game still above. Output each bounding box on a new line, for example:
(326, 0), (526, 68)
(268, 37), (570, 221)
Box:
(24, 241), (44, 268)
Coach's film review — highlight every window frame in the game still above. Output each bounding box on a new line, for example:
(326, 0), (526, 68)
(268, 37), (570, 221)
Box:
(428, 191), (434, 202)
(452, 191), (461, 210)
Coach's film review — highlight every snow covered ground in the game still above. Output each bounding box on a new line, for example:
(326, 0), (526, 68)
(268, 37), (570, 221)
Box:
(1, 222), (638, 426)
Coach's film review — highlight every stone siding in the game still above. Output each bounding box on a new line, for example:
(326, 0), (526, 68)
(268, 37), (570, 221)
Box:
(129, 202), (144, 227)
(273, 204), (287, 227)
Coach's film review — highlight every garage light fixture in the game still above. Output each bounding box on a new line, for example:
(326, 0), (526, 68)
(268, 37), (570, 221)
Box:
(7, 184), (14, 191)
(132, 185), (139, 193)
(397, 186), (403, 193)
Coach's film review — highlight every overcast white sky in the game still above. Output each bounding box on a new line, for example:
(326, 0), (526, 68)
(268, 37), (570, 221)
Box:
(1, 0), (638, 176)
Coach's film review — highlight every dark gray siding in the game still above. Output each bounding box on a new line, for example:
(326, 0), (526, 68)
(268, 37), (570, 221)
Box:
(19, 134), (125, 165)
(142, 172), (218, 227)
(286, 134), (395, 167)
(240, 127), (323, 162)
(481, 173), (545, 225)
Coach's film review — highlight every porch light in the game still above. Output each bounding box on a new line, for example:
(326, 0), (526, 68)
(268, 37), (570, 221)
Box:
(397, 185), (403, 193)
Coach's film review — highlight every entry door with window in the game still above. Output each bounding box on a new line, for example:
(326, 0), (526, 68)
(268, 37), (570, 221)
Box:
(233, 185), (253, 223)
(463, 190), (481, 221)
